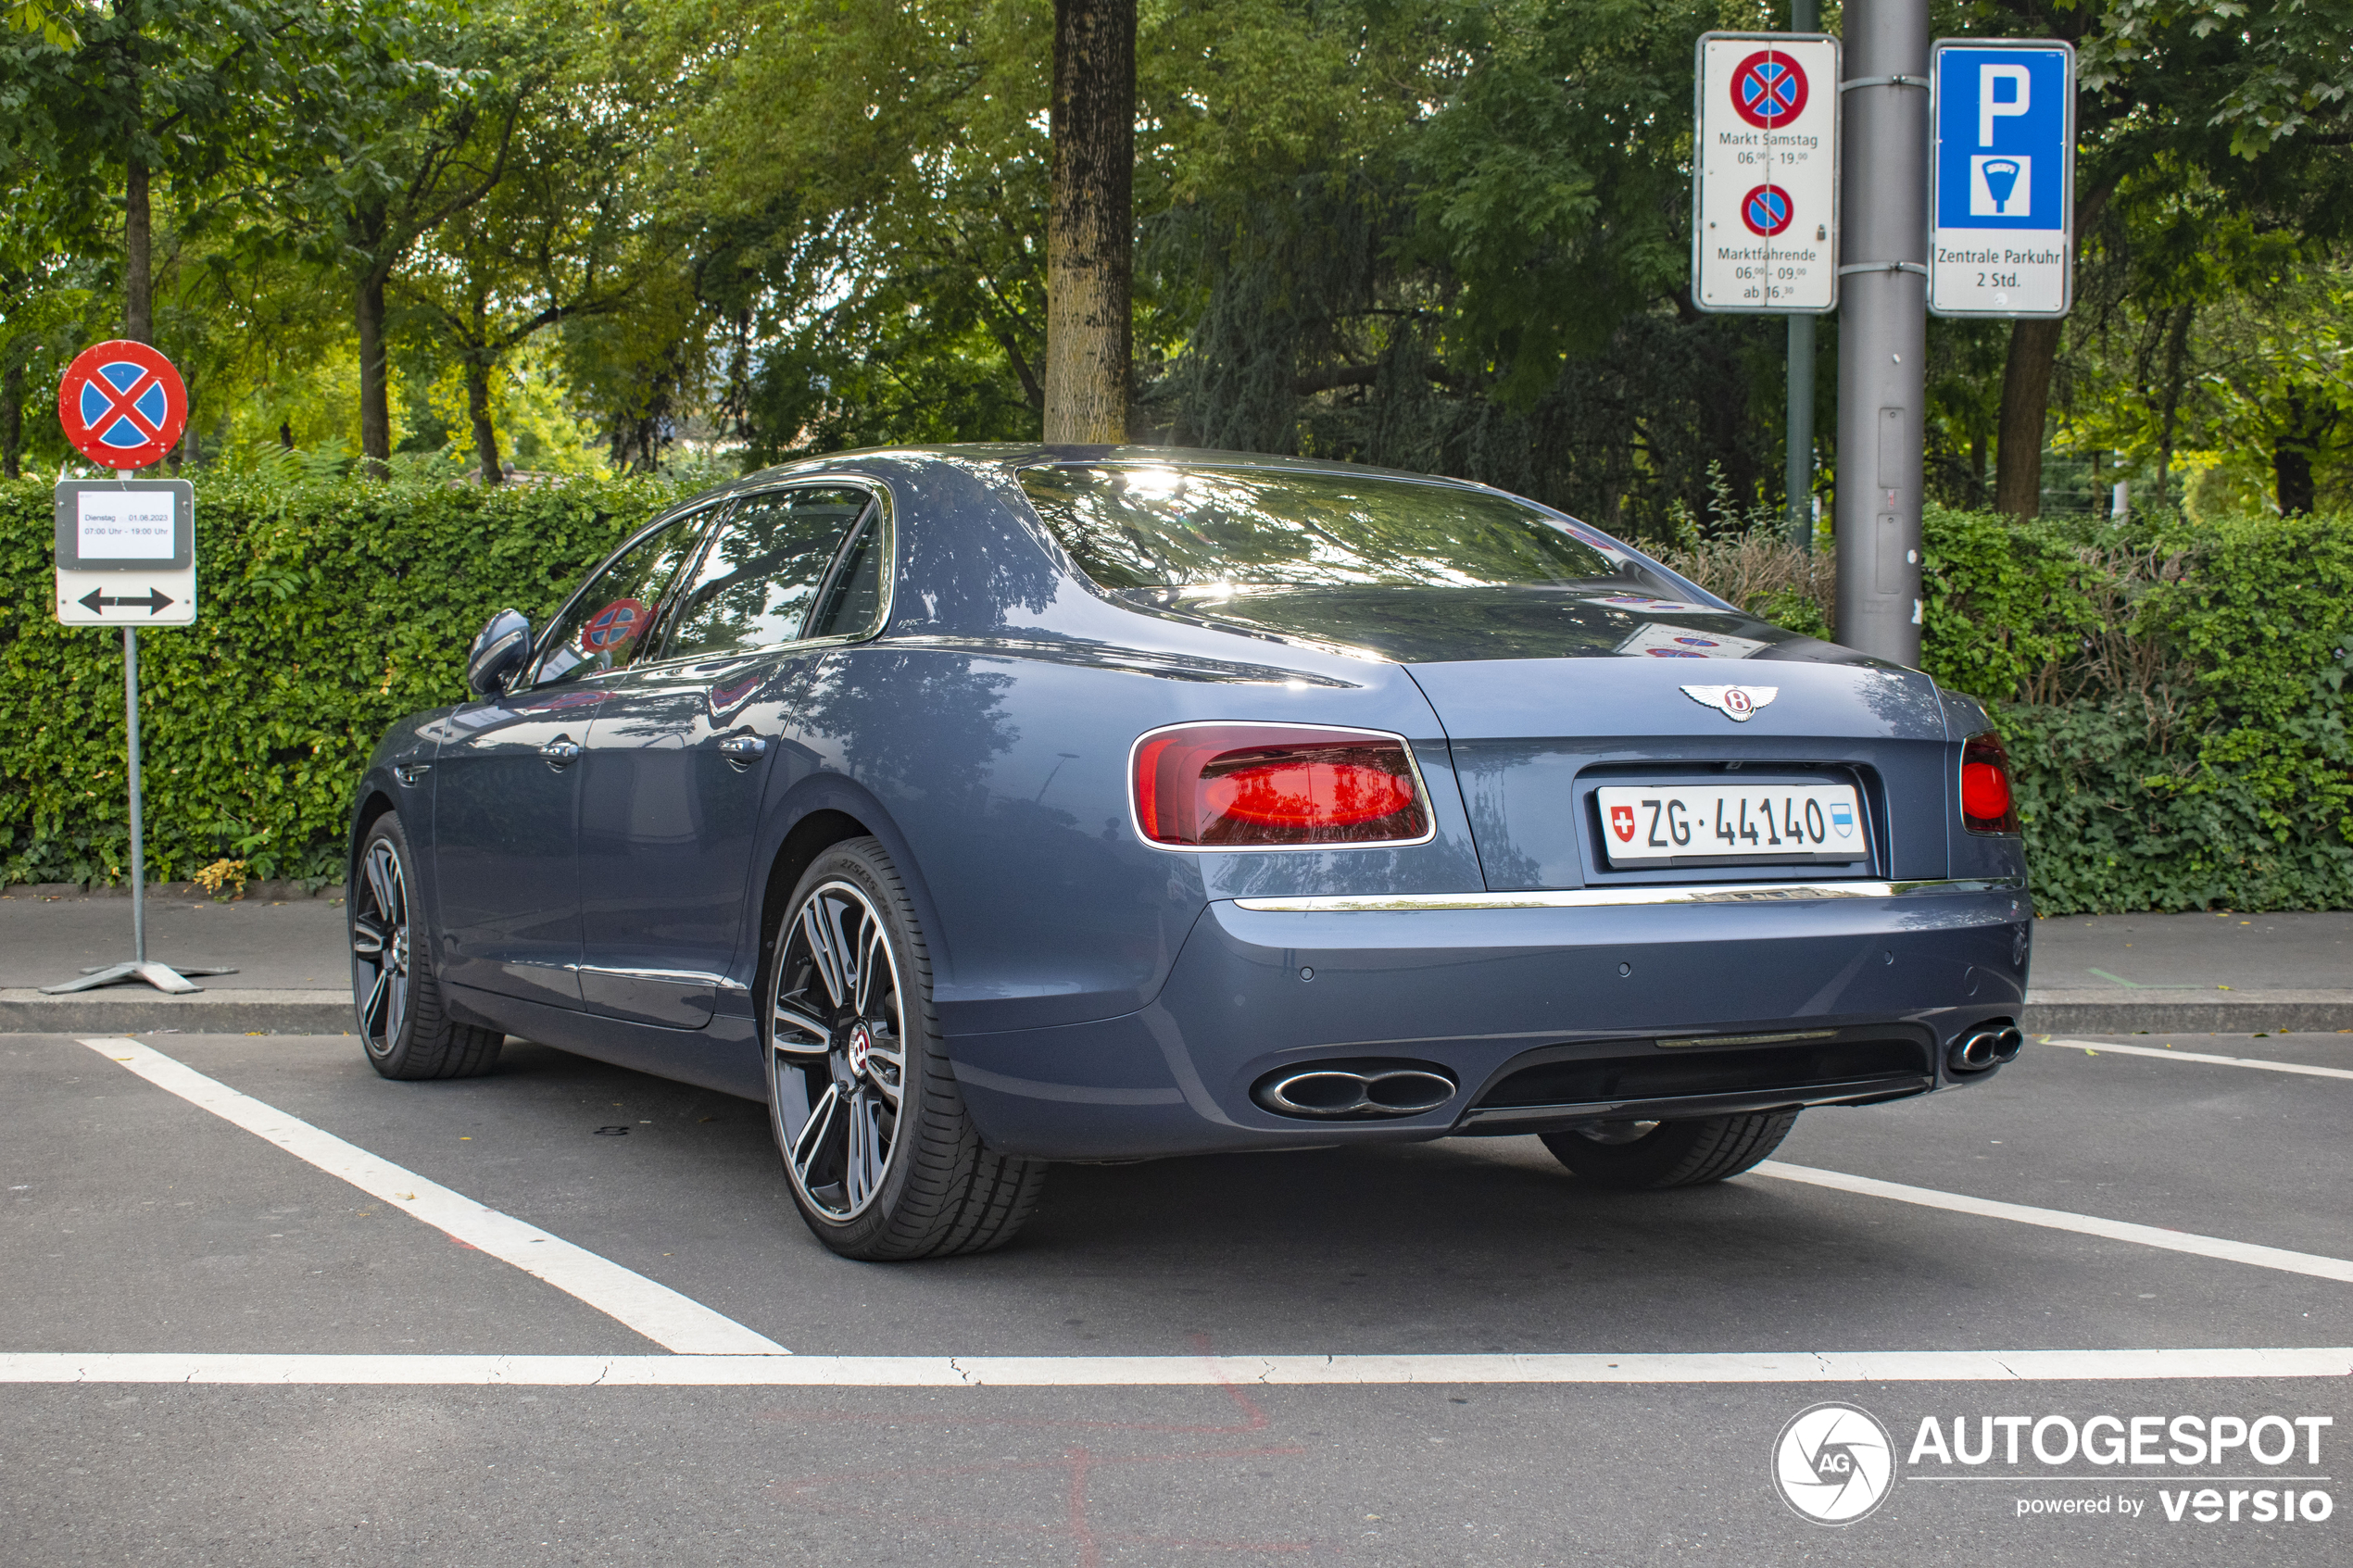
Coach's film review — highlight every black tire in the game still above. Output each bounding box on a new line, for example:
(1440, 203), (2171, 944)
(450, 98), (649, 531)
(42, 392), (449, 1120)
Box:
(1539, 1110), (1799, 1191)
(761, 836), (1046, 1261)
(350, 812), (503, 1081)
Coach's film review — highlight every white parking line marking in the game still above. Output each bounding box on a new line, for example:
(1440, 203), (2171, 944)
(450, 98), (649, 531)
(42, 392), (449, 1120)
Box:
(1755, 1161), (2353, 1284)
(76, 1037), (787, 1357)
(1, 1348), (2347, 1386)
(2042, 1035), (2353, 1081)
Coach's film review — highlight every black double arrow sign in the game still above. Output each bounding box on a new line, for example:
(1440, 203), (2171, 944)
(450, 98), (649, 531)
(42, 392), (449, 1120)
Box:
(76, 585), (176, 616)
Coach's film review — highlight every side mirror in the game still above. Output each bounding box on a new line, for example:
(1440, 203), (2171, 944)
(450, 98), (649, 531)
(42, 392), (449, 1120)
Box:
(465, 608), (533, 696)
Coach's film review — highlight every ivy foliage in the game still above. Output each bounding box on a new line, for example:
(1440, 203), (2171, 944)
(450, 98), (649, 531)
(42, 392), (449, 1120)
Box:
(1924, 508), (2353, 913)
(0, 473), (675, 886)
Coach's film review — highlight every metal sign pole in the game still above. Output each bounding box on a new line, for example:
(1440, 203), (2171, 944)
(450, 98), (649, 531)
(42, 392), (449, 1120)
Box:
(1784, 0), (1820, 551)
(1833, 0), (1930, 666)
(124, 625), (146, 965)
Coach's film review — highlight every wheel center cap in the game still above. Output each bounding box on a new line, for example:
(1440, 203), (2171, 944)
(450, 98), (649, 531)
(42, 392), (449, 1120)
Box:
(846, 1022), (874, 1078)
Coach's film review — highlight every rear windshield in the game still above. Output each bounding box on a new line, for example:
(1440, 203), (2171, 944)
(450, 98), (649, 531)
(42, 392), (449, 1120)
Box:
(1019, 464), (1639, 592)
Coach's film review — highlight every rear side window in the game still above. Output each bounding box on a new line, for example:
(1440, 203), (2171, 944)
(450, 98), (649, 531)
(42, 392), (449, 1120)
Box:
(664, 487), (874, 659)
(806, 509), (887, 640)
(1018, 464), (1632, 592)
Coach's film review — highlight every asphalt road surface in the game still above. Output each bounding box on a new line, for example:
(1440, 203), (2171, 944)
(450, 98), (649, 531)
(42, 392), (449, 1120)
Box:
(3, 1026), (2347, 1565)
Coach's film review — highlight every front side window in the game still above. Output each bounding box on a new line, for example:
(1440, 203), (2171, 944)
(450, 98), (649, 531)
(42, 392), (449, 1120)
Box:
(664, 487), (875, 659)
(531, 509), (713, 687)
(1018, 464), (1642, 593)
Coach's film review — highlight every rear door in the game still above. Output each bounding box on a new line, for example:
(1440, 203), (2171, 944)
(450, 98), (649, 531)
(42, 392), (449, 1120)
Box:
(574, 485), (884, 1027)
(431, 508), (712, 1008)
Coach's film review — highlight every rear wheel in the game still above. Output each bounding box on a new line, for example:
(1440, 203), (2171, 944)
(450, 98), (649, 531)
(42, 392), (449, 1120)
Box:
(1540, 1110), (1798, 1190)
(350, 812), (503, 1080)
(763, 837), (1046, 1260)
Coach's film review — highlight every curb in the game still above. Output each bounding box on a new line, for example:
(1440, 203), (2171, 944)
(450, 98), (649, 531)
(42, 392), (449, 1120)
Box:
(2021, 990), (2353, 1035)
(0, 989), (351, 1035)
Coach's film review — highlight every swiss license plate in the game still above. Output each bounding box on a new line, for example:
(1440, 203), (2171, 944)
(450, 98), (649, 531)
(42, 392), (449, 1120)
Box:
(1595, 782), (1867, 867)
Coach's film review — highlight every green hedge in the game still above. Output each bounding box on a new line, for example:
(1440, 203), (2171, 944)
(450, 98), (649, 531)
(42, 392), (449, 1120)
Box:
(1918, 507), (2353, 914)
(0, 474), (677, 886)
(6, 474), (2351, 913)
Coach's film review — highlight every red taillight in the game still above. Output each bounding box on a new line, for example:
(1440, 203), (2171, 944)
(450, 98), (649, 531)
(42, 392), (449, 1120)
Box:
(1134, 724), (1430, 847)
(1960, 733), (2019, 834)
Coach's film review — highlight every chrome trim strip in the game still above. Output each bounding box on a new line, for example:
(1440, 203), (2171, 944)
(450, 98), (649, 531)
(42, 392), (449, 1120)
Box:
(1230, 878), (2022, 912)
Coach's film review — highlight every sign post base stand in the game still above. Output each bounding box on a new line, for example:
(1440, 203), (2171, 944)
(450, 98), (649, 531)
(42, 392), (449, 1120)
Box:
(33, 621), (238, 997)
(42, 960), (239, 997)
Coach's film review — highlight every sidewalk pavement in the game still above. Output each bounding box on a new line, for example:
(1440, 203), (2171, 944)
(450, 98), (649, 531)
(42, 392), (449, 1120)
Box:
(0, 884), (353, 1034)
(3, 886), (2349, 1035)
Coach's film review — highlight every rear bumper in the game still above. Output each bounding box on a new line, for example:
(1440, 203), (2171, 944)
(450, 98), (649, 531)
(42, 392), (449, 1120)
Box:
(947, 879), (2032, 1160)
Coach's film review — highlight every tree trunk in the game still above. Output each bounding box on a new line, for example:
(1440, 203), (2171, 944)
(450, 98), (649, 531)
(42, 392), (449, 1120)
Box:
(1044, 0), (1134, 445)
(356, 270), (392, 475)
(467, 359), (503, 483)
(1, 357), (21, 478)
(2275, 388), (2321, 516)
(2153, 304), (2192, 509)
(1992, 316), (2063, 517)
(1990, 187), (2111, 518)
(124, 157), (152, 343)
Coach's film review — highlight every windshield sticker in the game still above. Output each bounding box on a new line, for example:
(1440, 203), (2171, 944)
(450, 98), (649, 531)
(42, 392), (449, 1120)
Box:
(1616, 623), (1768, 659)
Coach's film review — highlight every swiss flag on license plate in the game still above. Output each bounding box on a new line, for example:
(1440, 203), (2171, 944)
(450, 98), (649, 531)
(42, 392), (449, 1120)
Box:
(1609, 804), (1636, 843)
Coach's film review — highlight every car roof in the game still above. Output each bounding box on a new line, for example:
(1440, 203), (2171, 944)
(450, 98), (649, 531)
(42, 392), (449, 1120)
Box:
(725, 444), (1530, 502)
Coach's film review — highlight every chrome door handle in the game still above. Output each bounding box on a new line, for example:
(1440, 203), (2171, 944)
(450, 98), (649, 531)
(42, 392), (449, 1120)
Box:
(539, 738), (584, 767)
(718, 734), (769, 763)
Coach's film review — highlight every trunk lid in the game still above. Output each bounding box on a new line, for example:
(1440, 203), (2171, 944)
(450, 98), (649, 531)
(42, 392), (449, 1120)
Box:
(1147, 583), (1955, 890)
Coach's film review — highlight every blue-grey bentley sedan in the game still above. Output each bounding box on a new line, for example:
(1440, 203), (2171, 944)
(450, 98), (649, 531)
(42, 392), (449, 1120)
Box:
(346, 446), (2032, 1260)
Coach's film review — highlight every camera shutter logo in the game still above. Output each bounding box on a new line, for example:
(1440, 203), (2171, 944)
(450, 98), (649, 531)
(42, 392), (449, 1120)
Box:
(1773, 1402), (1896, 1524)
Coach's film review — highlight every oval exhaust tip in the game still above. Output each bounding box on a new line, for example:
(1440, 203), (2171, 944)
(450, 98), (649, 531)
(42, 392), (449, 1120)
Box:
(1261, 1071), (1373, 1117)
(1363, 1070), (1456, 1115)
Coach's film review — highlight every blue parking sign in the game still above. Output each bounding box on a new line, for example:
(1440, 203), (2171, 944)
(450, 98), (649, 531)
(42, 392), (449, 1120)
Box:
(1929, 40), (2074, 318)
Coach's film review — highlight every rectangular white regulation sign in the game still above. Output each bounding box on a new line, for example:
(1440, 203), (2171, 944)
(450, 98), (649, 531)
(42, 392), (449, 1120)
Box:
(1692, 33), (1840, 314)
(54, 479), (197, 626)
(1930, 39), (2075, 317)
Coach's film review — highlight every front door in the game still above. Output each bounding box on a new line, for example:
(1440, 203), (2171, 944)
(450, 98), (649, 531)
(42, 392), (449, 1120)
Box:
(430, 687), (606, 1008)
(434, 508), (715, 1009)
(576, 485), (882, 1027)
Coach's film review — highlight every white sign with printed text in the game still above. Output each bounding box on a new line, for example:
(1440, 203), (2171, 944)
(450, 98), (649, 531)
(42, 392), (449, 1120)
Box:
(1692, 33), (1841, 314)
(53, 478), (197, 626)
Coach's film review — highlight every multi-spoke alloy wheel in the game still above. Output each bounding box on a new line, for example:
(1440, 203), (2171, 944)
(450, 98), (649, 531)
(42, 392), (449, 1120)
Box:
(770, 877), (908, 1221)
(351, 837), (412, 1057)
(763, 837), (1047, 1260)
(348, 812), (502, 1081)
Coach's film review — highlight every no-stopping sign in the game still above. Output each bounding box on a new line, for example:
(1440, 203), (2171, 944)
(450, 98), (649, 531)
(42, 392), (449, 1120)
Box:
(57, 341), (188, 470)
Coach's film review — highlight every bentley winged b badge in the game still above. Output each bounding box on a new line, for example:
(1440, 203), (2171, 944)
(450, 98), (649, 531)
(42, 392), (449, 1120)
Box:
(1680, 684), (1779, 722)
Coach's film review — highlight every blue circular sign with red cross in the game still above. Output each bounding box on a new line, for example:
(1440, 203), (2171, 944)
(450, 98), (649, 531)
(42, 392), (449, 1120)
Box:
(57, 340), (188, 470)
(1731, 50), (1808, 129)
(583, 597), (649, 653)
(1742, 183), (1795, 237)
